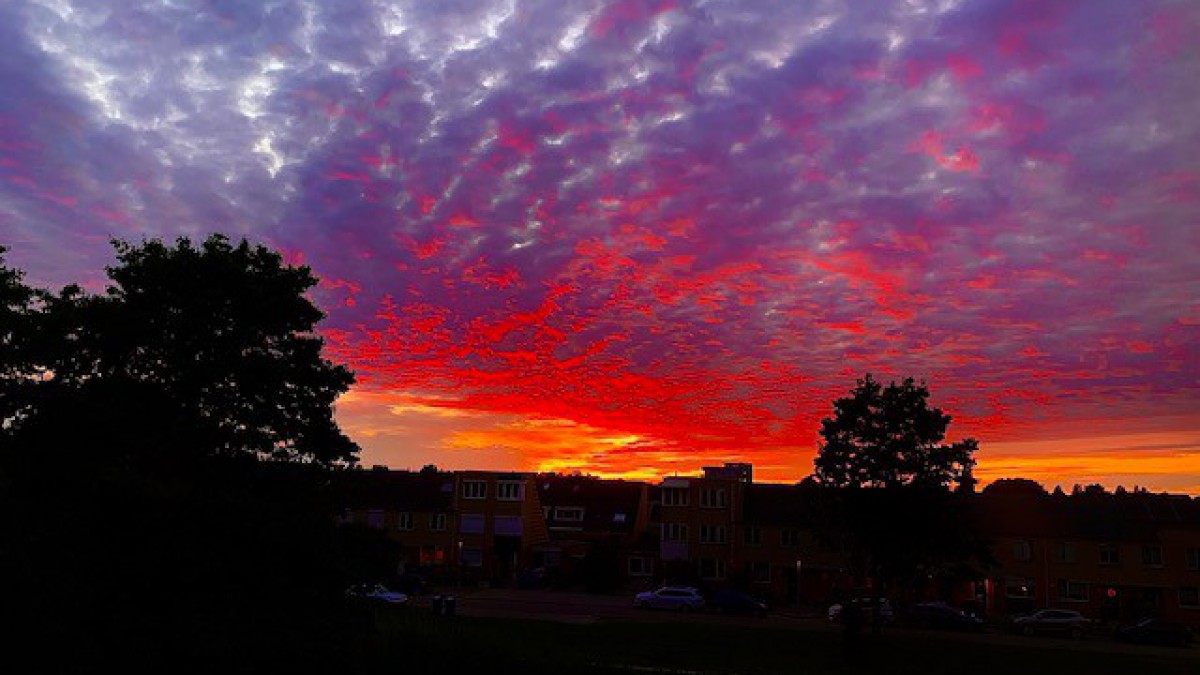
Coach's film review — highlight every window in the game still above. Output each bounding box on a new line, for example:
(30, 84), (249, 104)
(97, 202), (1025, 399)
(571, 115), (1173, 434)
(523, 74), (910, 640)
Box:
(699, 558), (726, 580)
(1057, 541), (1077, 564)
(1013, 540), (1032, 562)
(781, 529), (800, 547)
(462, 480), (486, 500)
(461, 513), (485, 535)
(662, 522), (688, 542)
(419, 545), (445, 565)
(1005, 579), (1034, 599)
(366, 509), (385, 530)
(1142, 545), (1164, 567)
(1098, 543), (1119, 566)
(750, 561), (770, 584)
(628, 556), (652, 577)
(700, 488), (727, 508)
(1056, 579), (1089, 602)
(397, 512), (414, 531)
(699, 524), (727, 544)
(498, 480), (524, 501)
(1179, 587), (1200, 609)
(1186, 547), (1199, 571)
(744, 526), (762, 546)
(461, 547), (483, 567)
(661, 488), (688, 507)
(554, 507), (584, 522)
(613, 513), (627, 524)
(494, 515), (523, 536)
(430, 513), (447, 531)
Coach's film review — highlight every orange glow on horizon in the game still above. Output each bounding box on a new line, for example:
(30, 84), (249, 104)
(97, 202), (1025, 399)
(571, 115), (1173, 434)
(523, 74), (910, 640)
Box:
(339, 390), (1200, 495)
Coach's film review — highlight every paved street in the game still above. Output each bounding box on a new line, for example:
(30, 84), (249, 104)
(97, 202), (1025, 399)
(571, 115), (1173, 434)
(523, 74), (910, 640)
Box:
(413, 587), (1198, 662)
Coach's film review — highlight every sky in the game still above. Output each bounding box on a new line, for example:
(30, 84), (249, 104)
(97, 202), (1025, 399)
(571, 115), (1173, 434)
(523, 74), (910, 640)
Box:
(1, 0), (1198, 493)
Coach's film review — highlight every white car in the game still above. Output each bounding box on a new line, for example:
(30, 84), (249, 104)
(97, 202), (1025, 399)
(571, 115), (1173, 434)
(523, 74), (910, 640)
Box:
(1010, 609), (1090, 638)
(634, 586), (706, 612)
(346, 582), (408, 605)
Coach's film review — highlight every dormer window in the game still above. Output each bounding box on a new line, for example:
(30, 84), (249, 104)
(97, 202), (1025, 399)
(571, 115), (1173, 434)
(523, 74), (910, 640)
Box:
(554, 507), (584, 522)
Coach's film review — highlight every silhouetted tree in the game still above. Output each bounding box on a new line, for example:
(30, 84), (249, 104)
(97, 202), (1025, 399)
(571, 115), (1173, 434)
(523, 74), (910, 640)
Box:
(0, 247), (37, 428)
(814, 374), (976, 490)
(13, 235), (356, 466)
(981, 478), (1047, 496)
(810, 375), (986, 632)
(0, 236), (363, 672)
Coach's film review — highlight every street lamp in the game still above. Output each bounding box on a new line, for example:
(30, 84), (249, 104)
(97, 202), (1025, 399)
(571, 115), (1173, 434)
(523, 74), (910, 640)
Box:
(457, 540), (464, 589)
(795, 559), (803, 605)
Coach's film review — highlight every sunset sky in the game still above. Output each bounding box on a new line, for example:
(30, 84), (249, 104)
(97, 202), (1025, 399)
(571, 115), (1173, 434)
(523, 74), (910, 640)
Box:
(1, 1), (1197, 493)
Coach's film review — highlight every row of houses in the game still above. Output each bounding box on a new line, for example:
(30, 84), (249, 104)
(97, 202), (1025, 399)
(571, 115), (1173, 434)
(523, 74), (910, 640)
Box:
(337, 463), (1200, 625)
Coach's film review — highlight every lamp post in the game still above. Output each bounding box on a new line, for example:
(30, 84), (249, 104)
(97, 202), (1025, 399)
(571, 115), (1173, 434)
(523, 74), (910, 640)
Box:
(457, 540), (464, 589)
(795, 559), (803, 606)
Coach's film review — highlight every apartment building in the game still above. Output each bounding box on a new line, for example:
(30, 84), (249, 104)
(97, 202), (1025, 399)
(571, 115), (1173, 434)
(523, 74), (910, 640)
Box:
(340, 468), (549, 585)
(535, 474), (651, 583)
(976, 488), (1200, 624)
(651, 464), (759, 585)
(337, 465), (1200, 625)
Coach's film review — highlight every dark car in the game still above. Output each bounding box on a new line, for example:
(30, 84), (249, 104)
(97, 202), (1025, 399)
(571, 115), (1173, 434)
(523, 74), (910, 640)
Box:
(1115, 617), (1195, 647)
(906, 602), (985, 631)
(829, 597), (895, 624)
(709, 589), (768, 617)
(634, 586), (706, 611)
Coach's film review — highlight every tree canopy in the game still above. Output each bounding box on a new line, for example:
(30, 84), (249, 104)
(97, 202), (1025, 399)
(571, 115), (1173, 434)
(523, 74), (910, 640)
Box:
(813, 374), (977, 491)
(1, 248), (33, 424)
(3, 234), (357, 467)
(808, 375), (987, 613)
(1, 236), (365, 671)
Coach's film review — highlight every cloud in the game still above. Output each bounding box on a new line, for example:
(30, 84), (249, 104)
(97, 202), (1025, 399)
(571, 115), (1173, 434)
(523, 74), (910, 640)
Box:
(2, 0), (1198, 489)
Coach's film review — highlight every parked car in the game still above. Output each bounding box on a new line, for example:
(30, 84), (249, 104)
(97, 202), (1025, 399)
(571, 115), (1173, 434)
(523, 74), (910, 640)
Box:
(828, 597), (895, 624)
(905, 602), (985, 631)
(1010, 609), (1090, 638)
(708, 589), (768, 617)
(345, 582), (408, 606)
(1114, 617), (1195, 647)
(634, 586), (706, 612)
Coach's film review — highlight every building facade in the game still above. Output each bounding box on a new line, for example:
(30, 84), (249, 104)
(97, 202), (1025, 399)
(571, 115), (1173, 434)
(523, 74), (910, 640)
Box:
(339, 465), (1200, 625)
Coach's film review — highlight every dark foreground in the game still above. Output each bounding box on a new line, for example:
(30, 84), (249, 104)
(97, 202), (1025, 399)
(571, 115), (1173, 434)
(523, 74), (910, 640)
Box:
(353, 605), (1198, 675)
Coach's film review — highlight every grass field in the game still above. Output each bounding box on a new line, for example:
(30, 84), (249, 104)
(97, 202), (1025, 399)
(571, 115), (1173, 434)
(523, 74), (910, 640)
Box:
(354, 609), (1198, 675)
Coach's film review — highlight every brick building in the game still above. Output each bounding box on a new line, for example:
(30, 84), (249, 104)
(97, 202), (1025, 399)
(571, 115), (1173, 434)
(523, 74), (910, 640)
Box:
(338, 465), (1200, 625)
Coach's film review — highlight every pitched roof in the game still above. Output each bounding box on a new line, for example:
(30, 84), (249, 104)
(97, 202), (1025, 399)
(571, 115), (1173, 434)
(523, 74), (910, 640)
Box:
(972, 490), (1200, 540)
(337, 468), (455, 511)
(743, 483), (812, 524)
(536, 474), (645, 533)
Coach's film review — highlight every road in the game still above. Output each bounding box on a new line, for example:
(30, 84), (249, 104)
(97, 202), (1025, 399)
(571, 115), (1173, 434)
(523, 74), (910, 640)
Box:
(419, 587), (1198, 661)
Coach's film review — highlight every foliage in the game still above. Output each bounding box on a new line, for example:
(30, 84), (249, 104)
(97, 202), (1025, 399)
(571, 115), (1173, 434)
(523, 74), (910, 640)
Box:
(981, 477), (1047, 496)
(814, 374), (976, 490)
(809, 374), (987, 603)
(0, 247), (38, 427)
(11, 235), (357, 466)
(0, 235), (365, 672)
